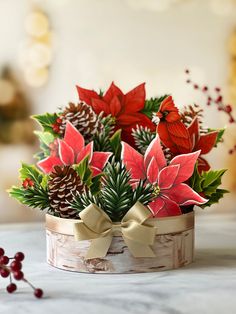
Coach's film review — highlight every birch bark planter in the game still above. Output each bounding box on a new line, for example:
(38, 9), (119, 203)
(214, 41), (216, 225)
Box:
(45, 212), (194, 273)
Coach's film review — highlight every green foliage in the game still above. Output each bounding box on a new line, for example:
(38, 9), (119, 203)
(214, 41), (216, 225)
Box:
(71, 160), (154, 222)
(207, 127), (225, 147)
(141, 95), (168, 119)
(9, 186), (50, 211)
(32, 113), (59, 133)
(190, 166), (228, 208)
(93, 114), (115, 152)
(109, 129), (122, 160)
(74, 156), (92, 186)
(8, 163), (50, 211)
(132, 125), (156, 154)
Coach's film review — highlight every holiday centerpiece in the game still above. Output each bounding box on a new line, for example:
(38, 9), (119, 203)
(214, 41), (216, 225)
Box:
(9, 78), (229, 273)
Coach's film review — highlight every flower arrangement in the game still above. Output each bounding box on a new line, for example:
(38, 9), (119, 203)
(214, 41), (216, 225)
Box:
(9, 81), (228, 221)
(8, 80), (231, 272)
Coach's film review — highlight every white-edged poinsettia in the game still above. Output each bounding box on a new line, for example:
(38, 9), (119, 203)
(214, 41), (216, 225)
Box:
(121, 135), (208, 217)
(38, 121), (111, 176)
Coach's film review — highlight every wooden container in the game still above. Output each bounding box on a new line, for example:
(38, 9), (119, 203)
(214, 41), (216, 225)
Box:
(46, 212), (194, 273)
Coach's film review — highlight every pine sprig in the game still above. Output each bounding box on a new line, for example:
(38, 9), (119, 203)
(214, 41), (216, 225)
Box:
(71, 160), (154, 222)
(132, 125), (156, 154)
(9, 186), (50, 211)
(93, 114), (115, 152)
(141, 95), (168, 119)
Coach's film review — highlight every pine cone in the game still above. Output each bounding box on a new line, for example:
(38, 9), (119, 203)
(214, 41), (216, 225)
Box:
(48, 165), (84, 218)
(58, 102), (104, 142)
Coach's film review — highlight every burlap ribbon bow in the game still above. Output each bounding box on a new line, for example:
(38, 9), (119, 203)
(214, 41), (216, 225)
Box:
(73, 202), (156, 259)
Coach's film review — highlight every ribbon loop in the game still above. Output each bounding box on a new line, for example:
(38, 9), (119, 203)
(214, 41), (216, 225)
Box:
(73, 202), (156, 259)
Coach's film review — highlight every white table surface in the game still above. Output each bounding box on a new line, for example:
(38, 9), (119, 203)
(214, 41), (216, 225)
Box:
(0, 212), (236, 314)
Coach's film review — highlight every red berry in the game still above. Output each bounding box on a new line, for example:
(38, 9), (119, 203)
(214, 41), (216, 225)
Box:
(194, 84), (199, 89)
(34, 288), (43, 299)
(0, 268), (10, 278)
(10, 260), (22, 271)
(28, 180), (34, 187)
(0, 255), (9, 265)
(13, 270), (24, 280)
(186, 79), (191, 83)
(229, 149), (234, 154)
(52, 124), (60, 133)
(203, 86), (208, 92)
(215, 87), (221, 92)
(185, 69), (190, 74)
(56, 118), (62, 124)
(0, 248), (5, 256)
(7, 283), (17, 293)
(225, 105), (232, 113)
(14, 252), (25, 262)
(208, 96), (212, 101)
(215, 95), (222, 103)
(22, 180), (29, 189)
(229, 117), (235, 123)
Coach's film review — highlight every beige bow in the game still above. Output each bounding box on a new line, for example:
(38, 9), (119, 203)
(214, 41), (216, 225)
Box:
(73, 202), (156, 259)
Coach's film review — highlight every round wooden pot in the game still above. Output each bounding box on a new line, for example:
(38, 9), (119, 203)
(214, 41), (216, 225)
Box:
(45, 212), (194, 274)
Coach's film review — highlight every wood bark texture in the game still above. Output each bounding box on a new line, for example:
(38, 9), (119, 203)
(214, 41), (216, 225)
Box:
(46, 228), (194, 273)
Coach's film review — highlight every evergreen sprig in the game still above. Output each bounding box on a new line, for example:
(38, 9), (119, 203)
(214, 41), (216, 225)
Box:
(141, 95), (168, 119)
(132, 125), (156, 154)
(93, 114), (115, 152)
(71, 160), (154, 222)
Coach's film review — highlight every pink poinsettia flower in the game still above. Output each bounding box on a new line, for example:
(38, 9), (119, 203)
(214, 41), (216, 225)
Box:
(121, 135), (208, 217)
(38, 122), (111, 176)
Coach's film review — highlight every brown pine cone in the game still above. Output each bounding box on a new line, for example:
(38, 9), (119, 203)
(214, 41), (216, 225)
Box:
(48, 165), (84, 218)
(58, 102), (104, 142)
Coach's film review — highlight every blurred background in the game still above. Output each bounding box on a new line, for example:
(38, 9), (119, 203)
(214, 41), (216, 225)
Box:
(0, 0), (236, 223)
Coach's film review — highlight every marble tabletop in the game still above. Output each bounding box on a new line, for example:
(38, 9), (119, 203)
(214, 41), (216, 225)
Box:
(0, 212), (236, 314)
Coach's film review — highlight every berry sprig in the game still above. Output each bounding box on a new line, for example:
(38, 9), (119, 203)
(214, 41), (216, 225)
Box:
(52, 117), (62, 134)
(22, 178), (35, 189)
(0, 247), (43, 298)
(185, 69), (236, 154)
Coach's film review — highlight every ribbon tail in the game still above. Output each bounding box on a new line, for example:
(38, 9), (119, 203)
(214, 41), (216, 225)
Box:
(85, 235), (112, 259)
(123, 238), (156, 258)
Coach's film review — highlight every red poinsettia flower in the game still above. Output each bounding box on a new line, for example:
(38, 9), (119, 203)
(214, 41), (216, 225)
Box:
(156, 96), (218, 172)
(76, 82), (156, 145)
(188, 117), (218, 172)
(38, 122), (111, 175)
(121, 135), (207, 217)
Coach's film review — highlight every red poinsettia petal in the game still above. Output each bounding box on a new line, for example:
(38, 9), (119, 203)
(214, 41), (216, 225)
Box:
(170, 150), (200, 184)
(162, 183), (208, 206)
(37, 156), (63, 174)
(76, 86), (100, 106)
(76, 142), (93, 164)
(121, 141), (146, 180)
(103, 82), (123, 103)
(195, 131), (218, 155)
(90, 166), (102, 177)
(90, 152), (112, 173)
(64, 122), (84, 156)
(187, 117), (200, 150)
(146, 157), (159, 184)
(198, 157), (211, 173)
(158, 165), (180, 190)
(149, 197), (182, 218)
(109, 96), (122, 116)
(120, 128), (136, 147)
(123, 83), (146, 113)
(144, 135), (166, 171)
(91, 99), (111, 115)
(117, 113), (143, 126)
(58, 140), (75, 165)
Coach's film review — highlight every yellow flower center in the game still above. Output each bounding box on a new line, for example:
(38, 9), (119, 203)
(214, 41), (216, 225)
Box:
(153, 184), (161, 196)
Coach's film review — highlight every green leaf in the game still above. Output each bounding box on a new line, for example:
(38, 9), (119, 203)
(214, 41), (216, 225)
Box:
(141, 95), (168, 119)
(74, 156), (92, 186)
(202, 169), (227, 189)
(90, 173), (103, 194)
(32, 113), (59, 133)
(109, 129), (122, 160)
(208, 127), (225, 147)
(19, 163), (44, 184)
(34, 131), (55, 146)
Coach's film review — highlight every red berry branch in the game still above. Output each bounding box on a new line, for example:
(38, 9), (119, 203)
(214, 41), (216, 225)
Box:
(0, 247), (43, 298)
(185, 69), (236, 154)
